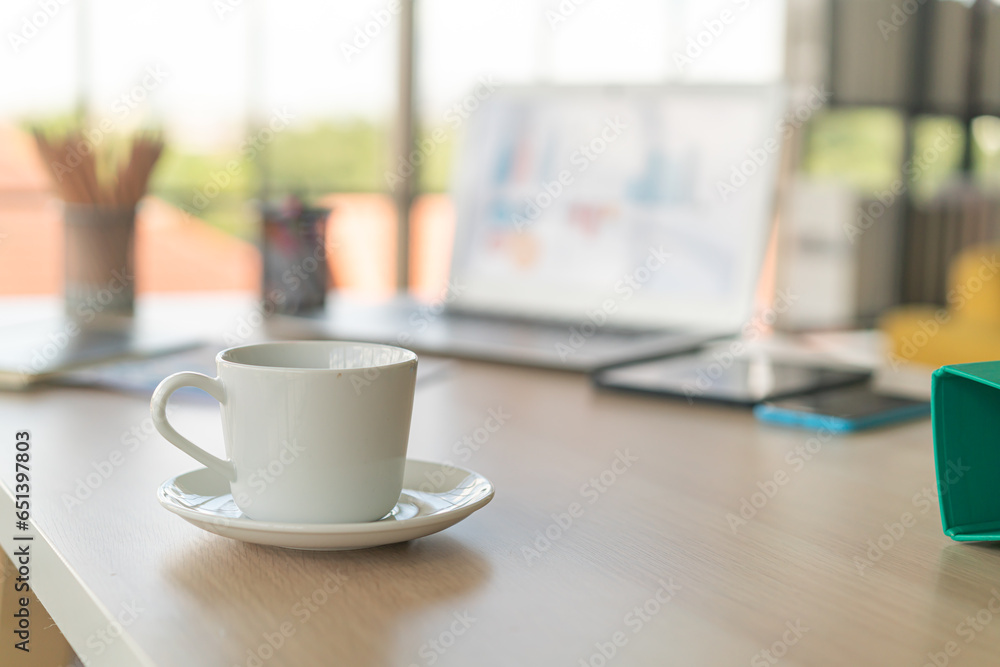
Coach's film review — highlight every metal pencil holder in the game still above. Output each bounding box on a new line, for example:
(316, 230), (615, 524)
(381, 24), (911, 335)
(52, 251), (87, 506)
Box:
(63, 203), (136, 321)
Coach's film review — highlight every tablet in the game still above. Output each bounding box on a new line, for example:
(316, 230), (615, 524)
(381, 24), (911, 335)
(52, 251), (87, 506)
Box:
(592, 351), (870, 406)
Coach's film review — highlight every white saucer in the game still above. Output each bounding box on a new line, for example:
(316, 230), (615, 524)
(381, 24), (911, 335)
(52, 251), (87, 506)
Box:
(157, 459), (494, 551)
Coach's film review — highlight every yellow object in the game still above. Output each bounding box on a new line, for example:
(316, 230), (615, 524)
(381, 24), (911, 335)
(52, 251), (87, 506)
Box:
(880, 245), (1000, 367)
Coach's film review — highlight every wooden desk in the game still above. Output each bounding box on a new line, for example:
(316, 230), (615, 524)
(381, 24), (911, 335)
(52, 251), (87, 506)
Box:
(0, 304), (997, 666)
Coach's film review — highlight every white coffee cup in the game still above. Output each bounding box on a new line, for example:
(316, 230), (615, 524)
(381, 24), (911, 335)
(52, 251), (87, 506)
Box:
(151, 341), (418, 523)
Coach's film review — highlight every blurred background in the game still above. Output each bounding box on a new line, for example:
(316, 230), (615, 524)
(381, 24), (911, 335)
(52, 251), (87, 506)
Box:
(3, 0), (1000, 345)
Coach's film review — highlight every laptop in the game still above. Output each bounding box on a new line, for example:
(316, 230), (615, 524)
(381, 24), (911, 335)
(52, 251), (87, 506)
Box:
(279, 84), (786, 371)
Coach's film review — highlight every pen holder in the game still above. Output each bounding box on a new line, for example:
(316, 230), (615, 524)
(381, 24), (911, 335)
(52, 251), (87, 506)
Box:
(260, 203), (330, 316)
(932, 361), (1000, 540)
(63, 203), (136, 321)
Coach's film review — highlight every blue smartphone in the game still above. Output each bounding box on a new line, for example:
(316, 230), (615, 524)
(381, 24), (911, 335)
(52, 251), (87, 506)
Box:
(753, 384), (930, 432)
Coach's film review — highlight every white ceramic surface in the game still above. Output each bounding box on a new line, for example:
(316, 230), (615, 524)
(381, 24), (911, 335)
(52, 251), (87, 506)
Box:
(157, 460), (494, 550)
(151, 341), (418, 523)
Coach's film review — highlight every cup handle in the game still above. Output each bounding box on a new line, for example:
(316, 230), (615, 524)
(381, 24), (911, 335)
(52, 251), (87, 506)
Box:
(151, 372), (235, 482)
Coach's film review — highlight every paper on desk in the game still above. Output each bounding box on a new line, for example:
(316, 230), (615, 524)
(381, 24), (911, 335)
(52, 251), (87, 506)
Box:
(53, 345), (455, 399)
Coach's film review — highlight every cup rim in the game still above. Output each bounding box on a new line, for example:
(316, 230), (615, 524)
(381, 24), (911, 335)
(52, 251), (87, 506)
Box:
(217, 340), (417, 372)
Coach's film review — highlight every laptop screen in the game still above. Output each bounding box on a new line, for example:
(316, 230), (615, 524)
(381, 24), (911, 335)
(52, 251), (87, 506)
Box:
(448, 84), (785, 331)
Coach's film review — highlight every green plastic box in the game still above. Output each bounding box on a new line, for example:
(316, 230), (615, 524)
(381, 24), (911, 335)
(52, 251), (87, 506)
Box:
(932, 361), (1000, 541)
